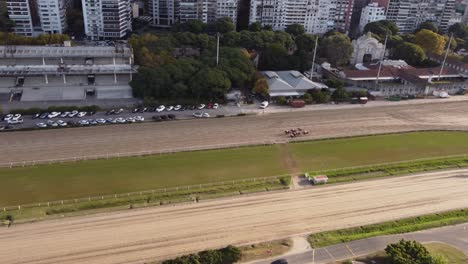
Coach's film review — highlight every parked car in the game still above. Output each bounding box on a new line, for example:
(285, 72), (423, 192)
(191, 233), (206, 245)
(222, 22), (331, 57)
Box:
(3, 114), (13, 121)
(96, 118), (106, 124)
(207, 103), (213, 109)
(213, 103), (219, 109)
(197, 104), (206, 110)
(106, 109), (116, 115)
(115, 108), (124, 114)
(47, 120), (58, 127)
(47, 112), (61, 118)
(36, 122), (47, 128)
(202, 113), (210, 118)
(106, 118), (115, 123)
(166, 106), (174, 111)
(56, 120), (67, 127)
(60, 112), (70, 118)
(115, 117), (125, 123)
(78, 120), (89, 125)
(77, 112), (87, 118)
(32, 113), (40, 119)
(135, 116), (144, 122)
(260, 101), (269, 109)
(7, 118), (23, 124)
(193, 112), (203, 118)
(69, 110), (79, 118)
(138, 107), (148, 113)
(174, 105), (182, 111)
(156, 105), (166, 112)
(13, 114), (22, 120)
(39, 112), (49, 119)
(132, 108), (139, 113)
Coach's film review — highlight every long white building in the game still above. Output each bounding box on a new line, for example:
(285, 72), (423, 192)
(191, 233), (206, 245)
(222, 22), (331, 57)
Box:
(359, 2), (386, 32)
(249, 0), (354, 34)
(82, 0), (132, 40)
(7, 0), (71, 36)
(386, 0), (456, 33)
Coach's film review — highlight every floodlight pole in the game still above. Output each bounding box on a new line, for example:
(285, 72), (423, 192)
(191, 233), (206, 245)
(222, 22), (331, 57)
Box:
(375, 34), (388, 89)
(309, 36), (319, 81)
(216, 32), (220, 66)
(438, 34), (453, 80)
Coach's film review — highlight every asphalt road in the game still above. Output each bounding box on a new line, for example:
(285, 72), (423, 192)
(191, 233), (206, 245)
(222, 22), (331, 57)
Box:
(255, 224), (468, 264)
(3, 100), (468, 165)
(0, 169), (467, 264)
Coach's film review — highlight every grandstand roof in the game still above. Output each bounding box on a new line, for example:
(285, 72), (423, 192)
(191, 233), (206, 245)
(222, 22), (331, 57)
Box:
(0, 64), (136, 76)
(0, 45), (133, 58)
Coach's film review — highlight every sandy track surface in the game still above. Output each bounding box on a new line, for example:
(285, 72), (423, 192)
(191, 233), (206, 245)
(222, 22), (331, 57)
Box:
(1, 169), (467, 264)
(3, 101), (468, 164)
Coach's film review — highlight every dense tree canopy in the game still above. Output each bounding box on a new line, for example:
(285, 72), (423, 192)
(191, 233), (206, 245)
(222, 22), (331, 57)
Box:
(285, 24), (305, 37)
(413, 29), (446, 55)
(416, 21), (438, 33)
(364, 20), (398, 37)
(248, 22), (262, 32)
(215, 17), (235, 33)
(172, 20), (207, 34)
(319, 32), (353, 66)
(0, 33), (71, 45)
(392, 42), (426, 65)
(449, 23), (468, 39)
(385, 240), (433, 264)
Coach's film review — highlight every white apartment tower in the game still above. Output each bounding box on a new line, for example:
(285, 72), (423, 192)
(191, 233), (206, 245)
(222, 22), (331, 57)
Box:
(82, 0), (132, 40)
(149, 0), (176, 26)
(249, 0), (354, 34)
(387, 0), (456, 33)
(7, 0), (70, 36)
(359, 2), (386, 32)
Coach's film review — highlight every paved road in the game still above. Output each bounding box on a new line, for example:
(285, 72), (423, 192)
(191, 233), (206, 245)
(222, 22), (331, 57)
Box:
(254, 224), (468, 264)
(3, 99), (468, 165)
(0, 169), (467, 264)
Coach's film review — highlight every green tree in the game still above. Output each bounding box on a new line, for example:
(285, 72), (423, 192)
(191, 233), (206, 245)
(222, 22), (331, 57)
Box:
(319, 33), (353, 66)
(220, 245), (242, 264)
(364, 20), (398, 37)
(172, 20), (207, 34)
(449, 23), (468, 39)
(189, 68), (231, 100)
(416, 21), (438, 33)
(258, 43), (291, 70)
(253, 77), (269, 96)
(385, 240), (432, 264)
(431, 254), (448, 264)
(198, 250), (223, 264)
(413, 29), (446, 55)
(393, 42), (426, 65)
(215, 17), (235, 33)
(248, 22), (262, 32)
(276, 96), (288, 105)
(309, 89), (330, 104)
(285, 24), (305, 37)
(331, 87), (349, 103)
(295, 34), (317, 52)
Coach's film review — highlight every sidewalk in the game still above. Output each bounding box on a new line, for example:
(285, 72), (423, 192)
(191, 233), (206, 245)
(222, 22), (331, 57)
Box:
(252, 223), (468, 264)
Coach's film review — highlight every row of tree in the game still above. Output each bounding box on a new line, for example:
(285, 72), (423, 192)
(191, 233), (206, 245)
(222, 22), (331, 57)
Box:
(162, 245), (242, 264)
(0, 32), (71, 45)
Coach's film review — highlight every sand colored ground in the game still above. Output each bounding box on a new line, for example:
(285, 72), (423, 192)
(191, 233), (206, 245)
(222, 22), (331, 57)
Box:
(0, 169), (467, 264)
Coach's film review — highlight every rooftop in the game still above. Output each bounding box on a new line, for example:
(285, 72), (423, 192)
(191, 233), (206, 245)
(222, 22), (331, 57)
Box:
(0, 45), (133, 58)
(262, 70), (328, 96)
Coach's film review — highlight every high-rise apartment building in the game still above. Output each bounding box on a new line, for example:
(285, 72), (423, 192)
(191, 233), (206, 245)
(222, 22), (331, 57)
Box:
(7, 0), (70, 36)
(82, 0), (132, 40)
(359, 2), (386, 32)
(387, 0), (456, 33)
(249, 0), (354, 34)
(148, 0), (239, 27)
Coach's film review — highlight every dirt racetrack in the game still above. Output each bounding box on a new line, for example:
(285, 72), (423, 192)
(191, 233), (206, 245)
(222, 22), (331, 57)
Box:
(1, 169), (467, 264)
(3, 101), (468, 165)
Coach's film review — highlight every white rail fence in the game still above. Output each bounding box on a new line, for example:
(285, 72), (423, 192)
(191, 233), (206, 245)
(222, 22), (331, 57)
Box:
(1, 175), (287, 213)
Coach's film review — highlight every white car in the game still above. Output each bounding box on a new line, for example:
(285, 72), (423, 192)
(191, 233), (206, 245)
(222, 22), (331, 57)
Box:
(13, 114), (22, 120)
(115, 108), (124, 114)
(3, 114), (13, 121)
(115, 117), (126, 123)
(197, 104), (206, 110)
(135, 116), (144, 122)
(77, 112), (87, 118)
(126, 117), (135, 123)
(174, 105), (182, 111)
(36, 123), (47, 128)
(213, 103), (219, 109)
(8, 118), (23, 124)
(156, 105), (165, 112)
(193, 112), (203, 118)
(96, 118), (106, 124)
(166, 106), (174, 111)
(56, 120), (67, 127)
(47, 120), (58, 127)
(69, 110), (79, 117)
(106, 118), (115, 123)
(260, 101), (269, 109)
(47, 112), (61, 118)
(60, 112), (70, 118)
(202, 113), (210, 118)
(78, 120), (89, 125)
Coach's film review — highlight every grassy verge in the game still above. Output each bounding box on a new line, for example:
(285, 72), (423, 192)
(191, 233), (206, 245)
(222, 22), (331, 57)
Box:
(309, 155), (468, 184)
(425, 243), (468, 264)
(0, 177), (290, 224)
(308, 209), (468, 248)
(240, 239), (292, 263)
(3, 131), (468, 206)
